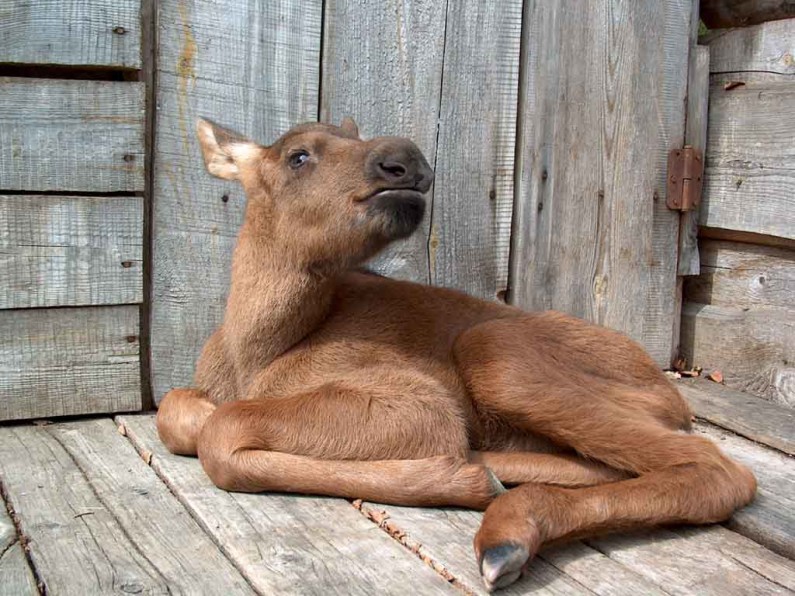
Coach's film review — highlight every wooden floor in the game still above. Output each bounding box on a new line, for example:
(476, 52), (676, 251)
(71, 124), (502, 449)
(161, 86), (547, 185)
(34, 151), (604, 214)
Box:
(1, 380), (794, 595)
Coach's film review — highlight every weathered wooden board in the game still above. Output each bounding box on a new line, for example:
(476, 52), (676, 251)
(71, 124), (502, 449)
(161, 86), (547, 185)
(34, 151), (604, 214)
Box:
(679, 377), (795, 454)
(356, 502), (657, 595)
(0, 306), (141, 421)
(0, 0), (141, 68)
(0, 501), (38, 596)
(700, 77), (795, 240)
(0, 78), (145, 193)
(701, 1), (795, 30)
(0, 195), (143, 309)
(510, 1), (692, 366)
(680, 302), (795, 406)
(705, 18), (795, 75)
(0, 423), (251, 594)
(685, 240), (795, 311)
(320, 0), (446, 284)
(151, 0), (321, 402)
(429, 0), (522, 300)
(678, 46), (710, 277)
(117, 414), (456, 594)
(694, 423), (795, 560)
(47, 419), (253, 593)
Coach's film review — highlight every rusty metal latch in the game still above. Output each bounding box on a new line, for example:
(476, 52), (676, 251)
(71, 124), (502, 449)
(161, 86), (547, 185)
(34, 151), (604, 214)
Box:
(667, 146), (704, 211)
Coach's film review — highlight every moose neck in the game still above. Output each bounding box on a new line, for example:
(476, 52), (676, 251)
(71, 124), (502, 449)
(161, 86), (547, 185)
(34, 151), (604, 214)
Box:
(224, 198), (337, 386)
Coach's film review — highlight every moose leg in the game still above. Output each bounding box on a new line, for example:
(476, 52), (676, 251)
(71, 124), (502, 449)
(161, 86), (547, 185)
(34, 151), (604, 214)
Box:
(157, 388), (217, 455)
(196, 372), (505, 509)
(454, 318), (756, 590)
(469, 451), (629, 487)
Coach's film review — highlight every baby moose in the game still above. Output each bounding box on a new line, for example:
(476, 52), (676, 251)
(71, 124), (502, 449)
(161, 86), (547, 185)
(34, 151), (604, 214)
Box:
(157, 117), (756, 591)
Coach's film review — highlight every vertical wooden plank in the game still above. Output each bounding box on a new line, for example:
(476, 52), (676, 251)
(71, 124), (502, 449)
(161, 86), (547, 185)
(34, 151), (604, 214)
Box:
(0, 0), (142, 68)
(430, 0), (522, 300)
(320, 0), (447, 283)
(510, 0), (693, 366)
(151, 0), (321, 401)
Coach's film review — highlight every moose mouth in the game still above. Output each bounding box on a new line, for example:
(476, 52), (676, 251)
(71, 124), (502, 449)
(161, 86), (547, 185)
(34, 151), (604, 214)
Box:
(361, 188), (427, 203)
(364, 188), (427, 239)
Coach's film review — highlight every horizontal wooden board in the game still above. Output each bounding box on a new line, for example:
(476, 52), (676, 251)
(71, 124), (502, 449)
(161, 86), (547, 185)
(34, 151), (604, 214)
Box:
(0, 422), (251, 594)
(695, 423), (795, 560)
(680, 302), (795, 406)
(678, 377), (795, 455)
(685, 240), (795, 311)
(117, 414), (456, 594)
(151, 0), (321, 401)
(704, 17), (795, 69)
(0, 78), (145, 192)
(701, 77), (795, 240)
(0, 195), (143, 309)
(0, 0), (141, 68)
(0, 306), (141, 421)
(0, 499), (38, 595)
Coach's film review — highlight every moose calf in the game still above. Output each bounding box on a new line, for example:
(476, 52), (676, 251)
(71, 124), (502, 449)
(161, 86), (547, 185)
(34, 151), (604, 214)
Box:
(157, 118), (756, 591)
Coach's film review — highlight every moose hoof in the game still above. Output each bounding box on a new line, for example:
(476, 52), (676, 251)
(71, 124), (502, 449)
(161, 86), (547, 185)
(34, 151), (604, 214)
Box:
(479, 543), (530, 592)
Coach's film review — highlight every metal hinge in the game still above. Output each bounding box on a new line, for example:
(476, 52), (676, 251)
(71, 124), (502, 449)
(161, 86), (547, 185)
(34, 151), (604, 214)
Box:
(667, 146), (704, 211)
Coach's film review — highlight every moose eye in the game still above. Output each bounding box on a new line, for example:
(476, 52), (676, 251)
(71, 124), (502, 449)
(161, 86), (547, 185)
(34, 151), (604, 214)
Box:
(288, 150), (310, 169)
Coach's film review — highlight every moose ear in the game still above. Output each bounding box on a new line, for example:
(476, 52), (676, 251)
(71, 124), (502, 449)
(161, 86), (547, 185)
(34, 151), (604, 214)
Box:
(196, 118), (261, 180)
(340, 117), (360, 138)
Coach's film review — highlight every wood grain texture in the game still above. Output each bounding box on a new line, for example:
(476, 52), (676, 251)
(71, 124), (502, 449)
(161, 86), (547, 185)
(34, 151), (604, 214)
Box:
(684, 240), (795, 310)
(0, 0), (141, 68)
(117, 414), (456, 595)
(47, 419), (253, 594)
(0, 78), (145, 193)
(705, 18), (795, 75)
(678, 46), (710, 277)
(694, 423), (795, 561)
(679, 377), (795, 454)
(0, 306), (141, 421)
(700, 1), (795, 29)
(151, 0), (321, 402)
(0, 195), (143, 309)
(680, 302), (795, 406)
(700, 76), (795, 240)
(429, 0), (522, 300)
(320, 0), (446, 283)
(0, 503), (37, 596)
(510, 0), (692, 366)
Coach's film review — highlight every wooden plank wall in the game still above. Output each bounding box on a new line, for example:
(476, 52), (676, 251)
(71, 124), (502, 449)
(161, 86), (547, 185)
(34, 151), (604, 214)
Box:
(509, 0), (694, 367)
(0, 0), (145, 420)
(681, 16), (795, 407)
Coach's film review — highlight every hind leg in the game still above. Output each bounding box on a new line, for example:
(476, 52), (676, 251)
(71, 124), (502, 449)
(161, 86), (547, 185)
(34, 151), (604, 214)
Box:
(455, 316), (756, 590)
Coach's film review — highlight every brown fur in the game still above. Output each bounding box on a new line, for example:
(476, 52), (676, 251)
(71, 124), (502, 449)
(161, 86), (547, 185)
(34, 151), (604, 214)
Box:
(157, 118), (756, 591)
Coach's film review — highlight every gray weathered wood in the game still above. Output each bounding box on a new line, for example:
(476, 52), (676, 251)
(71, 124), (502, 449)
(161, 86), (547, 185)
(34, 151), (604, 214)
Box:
(0, 424), (171, 594)
(0, 196), (143, 309)
(510, 1), (692, 366)
(680, 302), (795, 406)
(361, 502), (674, 595)
(321, 0), (446, 284)
(0, 503), (37, 596)
(679, 377), (795, 454)
(0, 306), (141, 421)
(700, 77), (795, 240)
(678, 46), (710, 277)
(117, 414), (456, 594)
(46, 419), (253, 594)
(0, 0), (141, 68)
(151, 0), (321, 402)
(430, 0), (522, 300)
(700, 1), (795, 29)
(685, 240), (795, 311)
(694, 423), (795, 560)
(705, 18), (795, 75)
(0, 78), (145, 192)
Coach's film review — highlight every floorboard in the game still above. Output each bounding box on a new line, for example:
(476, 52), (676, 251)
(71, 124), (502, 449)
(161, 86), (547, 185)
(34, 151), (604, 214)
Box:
(0, 503), (37, 595)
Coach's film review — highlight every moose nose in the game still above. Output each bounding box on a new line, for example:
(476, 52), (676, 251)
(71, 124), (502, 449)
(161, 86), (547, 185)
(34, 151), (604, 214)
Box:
(367, 139), (434, 192)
